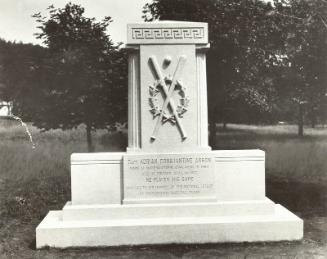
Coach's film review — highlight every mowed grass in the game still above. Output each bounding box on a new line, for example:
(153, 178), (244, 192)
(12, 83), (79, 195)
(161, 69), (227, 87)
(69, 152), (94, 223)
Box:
(1, 120), (326, 182)
(0, 119), (127, 257)
(215, 123), (327, 182)
(0, 119), (126, 223)
(0, 119), (126, 180)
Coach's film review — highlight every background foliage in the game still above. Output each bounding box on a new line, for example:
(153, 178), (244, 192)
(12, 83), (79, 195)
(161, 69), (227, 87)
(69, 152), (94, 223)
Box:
(1, 3), (128, 151)
(143, 0), (327, 144)
(0, 0), (326, 149)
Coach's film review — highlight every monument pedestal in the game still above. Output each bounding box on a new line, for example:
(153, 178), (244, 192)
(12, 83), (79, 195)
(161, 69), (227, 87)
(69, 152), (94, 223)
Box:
(36, 150), (303, 248)
(37, 204), (301, 247)
(36, 21), (302, 248)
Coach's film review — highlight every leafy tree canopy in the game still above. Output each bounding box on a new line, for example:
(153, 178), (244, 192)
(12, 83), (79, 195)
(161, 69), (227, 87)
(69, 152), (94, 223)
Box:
(275, 0), (327, 130)
(30, 3), (127, 150)
(143, 0), (287, 144)
(143, 0), (327, 139)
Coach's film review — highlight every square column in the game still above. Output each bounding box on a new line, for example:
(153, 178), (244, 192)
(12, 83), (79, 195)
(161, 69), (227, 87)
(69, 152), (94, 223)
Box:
(125, 22), (211, 152)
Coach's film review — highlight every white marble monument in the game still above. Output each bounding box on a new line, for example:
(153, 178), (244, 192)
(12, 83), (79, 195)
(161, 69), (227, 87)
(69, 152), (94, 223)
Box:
(36, 21), (303, 248)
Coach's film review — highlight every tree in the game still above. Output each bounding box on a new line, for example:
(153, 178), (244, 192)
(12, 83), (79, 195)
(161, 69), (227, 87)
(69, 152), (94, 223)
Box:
(143, 0), (327, 140)
(32, 3), (127, 151)
(143, 0), (286, 147)
(272, 0), (327, 135)
(0, 39), (47, 119)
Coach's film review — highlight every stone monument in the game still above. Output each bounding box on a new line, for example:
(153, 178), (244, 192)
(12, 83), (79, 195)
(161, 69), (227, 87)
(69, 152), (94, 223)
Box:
(36, 21), (303, 248)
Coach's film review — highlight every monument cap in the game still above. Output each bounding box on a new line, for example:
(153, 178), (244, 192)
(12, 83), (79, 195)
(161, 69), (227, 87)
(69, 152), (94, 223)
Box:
(127, 21), (208, 45)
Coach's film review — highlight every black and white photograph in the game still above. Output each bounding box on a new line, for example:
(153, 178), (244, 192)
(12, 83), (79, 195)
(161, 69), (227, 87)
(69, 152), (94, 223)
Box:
(0, 0), (326, 258)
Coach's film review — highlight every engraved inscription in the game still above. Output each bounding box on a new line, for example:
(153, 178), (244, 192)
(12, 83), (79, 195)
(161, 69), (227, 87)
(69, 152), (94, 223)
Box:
(132, 27), (204, 40)
(123, 153), (215, 201)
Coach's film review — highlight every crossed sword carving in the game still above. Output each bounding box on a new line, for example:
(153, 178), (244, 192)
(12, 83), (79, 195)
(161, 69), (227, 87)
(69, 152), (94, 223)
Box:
(149, 55), (187, 141)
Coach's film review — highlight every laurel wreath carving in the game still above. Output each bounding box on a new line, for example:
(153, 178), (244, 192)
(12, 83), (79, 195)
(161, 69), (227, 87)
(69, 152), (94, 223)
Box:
(149, 75), (189, 124)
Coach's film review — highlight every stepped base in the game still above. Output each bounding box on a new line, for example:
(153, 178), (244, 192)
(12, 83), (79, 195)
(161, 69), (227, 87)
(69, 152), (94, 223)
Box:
(36, 204), (303, 248)
(61, 198), (276, 220)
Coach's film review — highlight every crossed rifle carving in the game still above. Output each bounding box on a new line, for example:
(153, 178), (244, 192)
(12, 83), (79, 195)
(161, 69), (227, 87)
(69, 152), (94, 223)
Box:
(148, 55), (187, 141)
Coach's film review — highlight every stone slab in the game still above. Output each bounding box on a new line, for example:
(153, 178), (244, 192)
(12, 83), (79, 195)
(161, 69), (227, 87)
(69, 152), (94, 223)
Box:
(123, 152), (215, 203)
(127, 21), (208, 45)
(213, 150), (265, 201)
(71, 152), (124, 205)
(139, 44), (199, 152)
(70, 150), (266, 205)
(36, 204), (303, 248)
(62, 198), (275, 221)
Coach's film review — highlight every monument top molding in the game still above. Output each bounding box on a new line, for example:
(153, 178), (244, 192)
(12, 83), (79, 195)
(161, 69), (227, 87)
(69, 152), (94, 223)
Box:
(126, 21), (208, 45)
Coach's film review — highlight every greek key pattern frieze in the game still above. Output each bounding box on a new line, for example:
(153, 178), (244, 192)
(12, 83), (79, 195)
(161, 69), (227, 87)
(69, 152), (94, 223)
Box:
(131, 27), (204, 40)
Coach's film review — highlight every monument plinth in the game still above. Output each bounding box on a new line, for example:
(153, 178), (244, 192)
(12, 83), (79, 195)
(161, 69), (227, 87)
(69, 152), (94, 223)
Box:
(36, 21), (303, 248)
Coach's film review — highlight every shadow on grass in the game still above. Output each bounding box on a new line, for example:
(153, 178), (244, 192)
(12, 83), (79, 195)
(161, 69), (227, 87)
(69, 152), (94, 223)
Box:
(99, 131), (127, 151)
(266, 178), (327, 218)
(35, 240), (303, 258)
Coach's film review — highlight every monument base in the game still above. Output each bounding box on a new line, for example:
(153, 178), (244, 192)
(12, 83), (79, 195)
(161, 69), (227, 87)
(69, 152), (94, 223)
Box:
(36, 202), (302, 248)
(36, 150), (303, 248)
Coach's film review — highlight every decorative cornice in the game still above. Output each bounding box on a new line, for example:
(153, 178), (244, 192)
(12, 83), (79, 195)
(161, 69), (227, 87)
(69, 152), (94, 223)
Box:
(127, 22), (208, 45)
(132, 27), (204, 40)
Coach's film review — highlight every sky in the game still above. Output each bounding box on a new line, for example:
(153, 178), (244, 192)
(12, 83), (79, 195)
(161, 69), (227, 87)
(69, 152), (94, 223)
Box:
(0, 0), (150, 45)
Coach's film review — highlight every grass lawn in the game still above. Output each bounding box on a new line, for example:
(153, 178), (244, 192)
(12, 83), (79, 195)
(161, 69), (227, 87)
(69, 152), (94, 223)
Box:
(0, 120), (326, 258)
(216, 123), (327, 182)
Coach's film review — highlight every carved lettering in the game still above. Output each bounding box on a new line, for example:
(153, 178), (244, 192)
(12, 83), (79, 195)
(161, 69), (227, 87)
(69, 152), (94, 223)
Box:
(123, 153), (215, 201)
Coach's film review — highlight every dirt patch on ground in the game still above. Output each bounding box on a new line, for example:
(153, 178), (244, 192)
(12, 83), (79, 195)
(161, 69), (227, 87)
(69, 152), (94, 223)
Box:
(0, 177), (326, 258)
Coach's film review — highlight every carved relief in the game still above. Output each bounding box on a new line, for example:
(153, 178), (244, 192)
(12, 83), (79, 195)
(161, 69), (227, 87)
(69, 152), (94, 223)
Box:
(148, 56), (189, 141)
(132, 27), (204, 40)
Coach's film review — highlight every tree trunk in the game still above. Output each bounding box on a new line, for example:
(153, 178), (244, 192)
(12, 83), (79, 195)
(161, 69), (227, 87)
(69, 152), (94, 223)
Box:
(223, 121), (227, 130)
(310, 107), (316, 128)
(209, 115), (216, 149)
(298, 104), (304, 137)
(221, 105), (229, 131)
(86, 123), (94, 152)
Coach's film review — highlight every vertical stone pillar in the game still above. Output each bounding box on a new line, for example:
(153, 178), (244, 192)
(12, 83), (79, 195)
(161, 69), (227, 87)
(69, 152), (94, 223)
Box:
(127, 48), (141, 152)
(196, 47), (210, 149)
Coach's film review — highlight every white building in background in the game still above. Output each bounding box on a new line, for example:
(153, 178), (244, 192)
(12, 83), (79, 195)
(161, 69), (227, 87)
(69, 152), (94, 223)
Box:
(0, 101), (13, 116)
